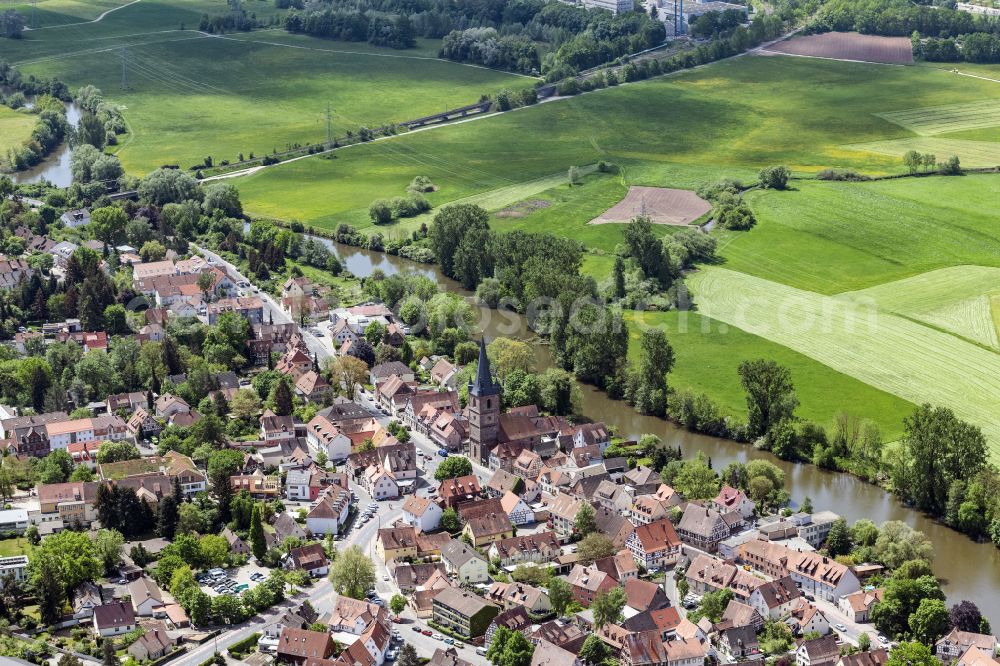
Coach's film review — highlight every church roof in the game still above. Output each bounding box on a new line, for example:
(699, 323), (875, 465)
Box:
(469, 338), (500, 398)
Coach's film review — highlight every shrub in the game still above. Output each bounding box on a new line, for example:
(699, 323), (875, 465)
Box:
(758, 165), (790, 190)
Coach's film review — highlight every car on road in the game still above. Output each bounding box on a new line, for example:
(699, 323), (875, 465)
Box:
(412, 627), (422, 633)
(444, 638), (454, 645)
(383, 575), (390, 581)
(878, 635), (890, 646)
(432, 634), (443, 641)
(476, 648), (487, 657)
(835, 624), (847, 632)
(422, 630), (433, 636)
(437, 449), (449, 457)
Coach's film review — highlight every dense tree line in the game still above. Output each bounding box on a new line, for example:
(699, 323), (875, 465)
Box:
(918, 31), (1000, 63)
(809, 0), (993, 37)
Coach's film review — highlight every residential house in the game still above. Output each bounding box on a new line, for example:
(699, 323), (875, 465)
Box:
(623, 466), (662, 495)
(677, 505), (736, 553)
(623, 577), (670, 614)
(710, 485), (756, 520)
(439, 475), (482, 509)
(717, 600), (764, 633)
(429, 648), (475, 666)
(261, 413), (296, 442)
(61, 208), (91, 228)
(748, 576), (802, 619)
(129, 576), (165, 617)
(207, 296), (264, 325)
(431, 587), (500, 638)
(93, 602), (137, 637)
(487, 532), (561, 568)
(512, 450), (544, 481)
(306, 414), (354, 462)
(792, 511), (841, 548)
(485, 607), (533, 649)
(594, 506), (636, 549)
(788, 551), (860, 602)
(0, 509), (29, 534)
(686, 554), (737, 597)
(621, 632), (669, 666)
(222, 527), (251, 556)
(719, 626), (761, 662)
(547, 494), (584, 537)
(626, 518), (682, 570)
(936, 629), (998, 663)
(370, 362), (415, 385)
(376, 526), (418, 562)
(485, 469), (527, 500)
(500, 491), (534, 526)
(530, 640), (581, 666)
(154, 394), (190, 420)
(592, 550), (639, 583)
(837, 651), (889, 666)
(277, 628), (336, 665)
(796, 636), (840, 666)
(393, 563), (447, 592)
(128, 626), (175, 661)
(402, 496), (443, 533)
(487, 582), (551, 615)
(786, 599), (830, 637)
(231, 470), (280, 498)
(304, 487), (351, 537)
(664, 638), (709, 666)
(440, 539), (489, 584)
(288, 544), (330, 577)
(365, 466), (399, 500)
(36, 480), (100, 528)
(462, 511), (514, 547)
(72, 582), (103, 620)
(839, 588), (883, 623)
(295, 371), (332, 403)
(565, 564), (616, 607)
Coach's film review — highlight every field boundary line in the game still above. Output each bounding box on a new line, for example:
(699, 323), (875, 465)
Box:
(22, 0), (142, 31)
(755, 49), (911, 67)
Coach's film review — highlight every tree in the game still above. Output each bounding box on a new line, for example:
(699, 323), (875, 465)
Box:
(31, 549), (66, 625)
(548, 576), (573, 616)
(873, 521), (934, 569)
(202, 182), (243, 217)
(329, 545), (376, 599)
(102, 636), (117, 666)
(591, 586), (626, 628)
(197, 271), (215, 300)
(328, 355), (369, 395)
(390, 594), (407, 614)
(909, 598), (950, 646)
(672, 454), (720, 500)
(886, 642), (937, 666)
(269, 379), (293, 416)
(230, 388), (262, 421)
(138, 168), (201, 205)
(199, 535), (230, 568)
(568, 166), (581, 185)
(140, 240), (167, 263)
(574, 502), (597, 537)
(1, 9), (26, 38)
(487, 626), (534, 666)
(97, 441), (140, 464)
(441, 506), (461, 533)
(94, 529), (125, 576)
(857, 633), (871, 651)
(580, 635), (608, 665)
(30, 529), (99, 596)
(177, 502), (207, 535)
(89, 206), (128, 245)
(249, 503), (266, 560)
(577, 533), (615, 566)
(435, 456), (473, 481)
(369, 200), (394, 225)
(429, 203), (491, 283)
(892, 404), (986, 517)
(872, 575), (944, 639)
(208, 449), (244, 523)
(397, 644), (419, 666)
(903, 150), (923, 174)
(950, 600), (989, 634)
(689, 588), (734, 624)
(824, 518), (851, 557)
(758, 165), (790, 189)
(738, 359), (798, 440)
(487, 338), (535, 381)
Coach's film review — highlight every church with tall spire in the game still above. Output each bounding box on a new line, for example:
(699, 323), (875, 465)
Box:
(468, 337), (500, 464)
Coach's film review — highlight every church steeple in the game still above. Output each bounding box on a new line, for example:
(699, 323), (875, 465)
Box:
(469, 337), (499, 397)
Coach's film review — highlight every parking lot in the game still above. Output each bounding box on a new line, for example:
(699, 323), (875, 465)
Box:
(197, 563), (273, 597)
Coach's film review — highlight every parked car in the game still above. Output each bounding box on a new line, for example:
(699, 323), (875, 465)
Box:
(422, 630), (433, 636)
(437, 449), (449, 457)
(835, 624), (847, 632)
(412, 627), (422, 633)
(476, 648), (487, 657)
(444, 638), (454, 645)
(432, 634), (443, 641)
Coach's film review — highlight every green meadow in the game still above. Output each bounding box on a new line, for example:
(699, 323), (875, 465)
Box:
(235, 55), (1000, 231)
(625, 310), (915, 441)
(7, 1), (529, 173)
(0, 106), (36, 154)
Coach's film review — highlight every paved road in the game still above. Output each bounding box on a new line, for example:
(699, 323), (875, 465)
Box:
(195, 244), (331, 363)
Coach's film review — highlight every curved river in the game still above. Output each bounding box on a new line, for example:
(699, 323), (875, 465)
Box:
(313, 237), (1000, 620)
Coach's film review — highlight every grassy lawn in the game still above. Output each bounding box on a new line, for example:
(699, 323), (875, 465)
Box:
(719, 174), (1000, 294)
(625, 310), (915, 441)
(9, 2), (528, 174)
(235, 55), (1000, 231)
(0, 537), (31, 557)
(688, 266), (1000, 459)
(0, 106), (36, 155)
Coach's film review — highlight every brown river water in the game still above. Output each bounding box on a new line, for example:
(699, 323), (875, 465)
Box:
(309, 236), (1000, 621)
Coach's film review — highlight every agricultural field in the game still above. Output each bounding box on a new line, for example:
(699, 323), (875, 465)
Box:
(0, 106), (36, 155)
(718, 175), (1000, 294)
(589, 186), (711, 226)
(236, 55), (1000, 231)
(1, 0), (134, 28)
(844, 137), (1000, 167)
(688, 266), (1000, 457)
(5, 1), (530, 173)
(876, 99), (1000, 135)
(623, 309), (915, 440)
(839, 266), (1000, 349)
(761, 32), (914, 64)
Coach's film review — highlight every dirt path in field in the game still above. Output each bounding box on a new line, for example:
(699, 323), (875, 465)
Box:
(22, 0), (143, 31)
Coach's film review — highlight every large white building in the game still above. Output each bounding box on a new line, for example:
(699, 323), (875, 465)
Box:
(580, 0), (635, 12)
